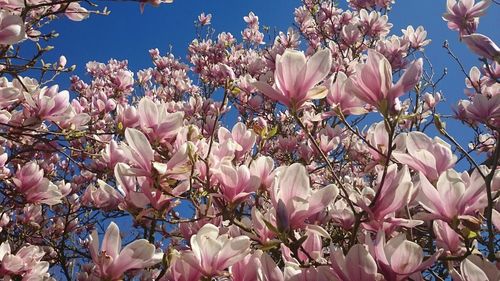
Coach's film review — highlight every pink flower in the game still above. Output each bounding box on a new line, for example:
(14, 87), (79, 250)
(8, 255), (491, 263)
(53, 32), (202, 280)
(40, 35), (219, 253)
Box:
(0, 11), (25, 45)
(433, 220), (465, 255)
(214, 162), (260, 203)
(253, 48), (332, 110)
(230, 250), (284, 281)
(418, 168), (487, 222)
(462, 33), (500, 61)
(393, 131), (456, 182)
(65, 2), (89, 22)
(250, 156), (275, 190)
(360, 164), (415, 231)
(122, 127), (154, 177)
(0, 86), (20, 109)
(330, 244), (382, 281)
(371, 232), (443, 280)
(0, 242), (51, 278)
(137, 97), (184, 143)
(443, 0), (491, 36)
(198, 12), (212, 26)
(114, 163), (150, 209)
(12, 162), (63, 205)
(271, 163), (338, 229)
(218, 122), (256, 159)
(464, 94), (500, 128)
(162, 250), (202, 281)
(82, 180), (123, 211)
(401, 25), (431, 49)
(182, 223), (251, 277)
(324, 71), (366, 115)
(451, 255), (500, 281)
(24, 85), (70, 120)
(89, 222), (161, 280)
(345, 50), (423, 113)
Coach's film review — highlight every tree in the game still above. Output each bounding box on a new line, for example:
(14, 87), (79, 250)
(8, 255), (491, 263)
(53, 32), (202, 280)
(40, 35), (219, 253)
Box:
(0, 0), (498, 280)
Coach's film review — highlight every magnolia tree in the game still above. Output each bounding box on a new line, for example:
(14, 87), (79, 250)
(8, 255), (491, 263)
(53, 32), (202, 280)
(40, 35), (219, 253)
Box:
(0, 0), (499, 280)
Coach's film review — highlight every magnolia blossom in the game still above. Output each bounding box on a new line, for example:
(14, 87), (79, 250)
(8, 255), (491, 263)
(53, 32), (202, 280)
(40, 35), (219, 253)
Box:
(451, 255), (500, 281)
(418, 168), (487, 222)
(12, 162), (63, 205)
(253, 48), (332, 110)
(371, 232), (443, 280)
(324, 71), (366, 115)
(214, 162), (260, 203)
(401, 25), (431, 49)
(443, 0), (491, 36)
(89, 222), (161, 280)
(230, 250), (284, 281)
(462, 93), (500, 128)
(345, 50), (423, 112)
(0, 242), (51, 279)
(360, 164), (417, 231)
(24, 85), (70, 121)
(183, 223), (251, 277)
(65, 2), (89, 21)
(433, 220), (465, 255)
(0, 11), (25, 45)
(137, 97), (184, 143)
(82, 180), (123, 211)
(330, 244), (382, 281)
(462, 33), (500, 61)
(218, 122), (256, 159)
(393, 131), (456, 181)
(271, 163), (339, 229)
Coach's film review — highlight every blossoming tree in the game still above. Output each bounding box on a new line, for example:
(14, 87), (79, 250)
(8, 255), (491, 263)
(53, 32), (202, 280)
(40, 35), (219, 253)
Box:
(0, 0), (498, 280)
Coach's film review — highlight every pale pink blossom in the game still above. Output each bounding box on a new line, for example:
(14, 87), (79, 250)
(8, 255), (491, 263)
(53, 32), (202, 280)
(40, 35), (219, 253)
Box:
(230, 250), (284, 281)
(418, 168), (487, 222)
(360, 165), (416, 231)
(249, 156), (275, 190)
(253, 48), (332, 110)
(162, 249), (202, 281)
(137, 97), (184, 143)
(182, 223), (251, 277)
(345, 50), (423, 112)
(450, 255), (500, 281)
(218, 122), (256, 159)
(271, 163), (338, 229)
(12, 162), (63, 205)
(463, 93), (500, 128)
(462, 33), (500, 61)
(324, 71), (366, 115)
(433, 220), (465, 255)
(370, 232), (443, 280)
(24, 85), (70, 120)
(0, 242), (51, 278)
(89, 222), (161, 280)
(0, 11), (25, 45)
(82, 180), (123, 211)
(443, 0), (491, 36)
(330, 244), (382, 281)
(65, 2), (89, 21)
(393, 131), (456, 181)
(198, 12), (212, 26)
(214, 162), (260, 203)
(401, 25), (431, 49)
